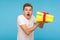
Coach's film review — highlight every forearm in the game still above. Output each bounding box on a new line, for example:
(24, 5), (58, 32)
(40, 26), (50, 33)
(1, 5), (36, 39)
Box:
(20, 22), (39, 35)
(26, 24), (37, 35)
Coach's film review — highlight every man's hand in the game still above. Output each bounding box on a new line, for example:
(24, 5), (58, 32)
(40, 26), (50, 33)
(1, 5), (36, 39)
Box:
(35, 22), (41, 26)
(38, 22), (44, 28)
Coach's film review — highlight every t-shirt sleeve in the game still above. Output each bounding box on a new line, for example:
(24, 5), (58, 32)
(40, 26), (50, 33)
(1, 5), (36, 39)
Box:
(32, 15), (36, 23)
(17, 16), (25, 25)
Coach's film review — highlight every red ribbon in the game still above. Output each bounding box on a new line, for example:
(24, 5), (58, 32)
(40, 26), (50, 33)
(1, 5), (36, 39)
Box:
(43, 12), (47, 22)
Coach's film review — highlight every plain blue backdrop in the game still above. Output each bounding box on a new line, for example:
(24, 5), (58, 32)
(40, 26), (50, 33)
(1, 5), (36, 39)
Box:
(0, 0), (60, 40)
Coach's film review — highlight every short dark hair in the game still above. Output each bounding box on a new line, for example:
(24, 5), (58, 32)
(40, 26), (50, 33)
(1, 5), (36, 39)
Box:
(23, 3), (33, 10)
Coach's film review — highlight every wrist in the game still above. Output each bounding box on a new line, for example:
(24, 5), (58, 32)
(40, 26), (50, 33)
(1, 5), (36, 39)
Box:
(34, 24), (38, 27)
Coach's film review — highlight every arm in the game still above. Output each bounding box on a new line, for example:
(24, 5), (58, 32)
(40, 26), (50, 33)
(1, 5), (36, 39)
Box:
(20, 22), (39, 35)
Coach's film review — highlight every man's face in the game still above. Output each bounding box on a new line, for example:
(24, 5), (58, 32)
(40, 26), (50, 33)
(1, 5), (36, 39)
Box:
(23, 6), (32, 19)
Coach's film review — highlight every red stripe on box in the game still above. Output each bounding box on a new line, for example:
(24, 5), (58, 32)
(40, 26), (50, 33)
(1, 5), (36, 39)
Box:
(43, 12), (46, 22)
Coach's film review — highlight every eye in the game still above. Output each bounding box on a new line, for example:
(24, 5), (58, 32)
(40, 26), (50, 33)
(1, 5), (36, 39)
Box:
(25, 9), (28, 11)
(29, 9), (32, 11)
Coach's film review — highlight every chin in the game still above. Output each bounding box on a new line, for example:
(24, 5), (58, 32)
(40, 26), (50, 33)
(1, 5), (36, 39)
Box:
(26, 15), (31, 19)
(27, 17), (30, 19)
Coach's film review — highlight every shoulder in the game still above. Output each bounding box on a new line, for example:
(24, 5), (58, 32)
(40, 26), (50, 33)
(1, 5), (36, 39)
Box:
(17, 15), (24, 19)
(17, 15), (23, 18)
(17, 15), (25, 22)
(31, 15), (36, 23)
(31, 15), (35, 19)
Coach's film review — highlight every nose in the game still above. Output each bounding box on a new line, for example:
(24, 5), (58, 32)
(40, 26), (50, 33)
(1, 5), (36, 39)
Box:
(27, 11), (30, 14)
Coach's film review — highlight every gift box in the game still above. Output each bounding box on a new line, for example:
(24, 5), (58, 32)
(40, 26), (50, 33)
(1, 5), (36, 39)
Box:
(36, 12), (54, 22)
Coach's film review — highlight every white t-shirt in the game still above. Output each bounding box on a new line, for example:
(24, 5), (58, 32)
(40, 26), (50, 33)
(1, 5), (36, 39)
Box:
(17, 15), (36, 40)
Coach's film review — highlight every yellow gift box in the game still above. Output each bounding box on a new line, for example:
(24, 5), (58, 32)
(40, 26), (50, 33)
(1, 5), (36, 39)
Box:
(36, 12), (54, 22)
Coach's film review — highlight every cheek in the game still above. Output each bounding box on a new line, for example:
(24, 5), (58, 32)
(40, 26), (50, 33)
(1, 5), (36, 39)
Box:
(29, 11), (32, 14)
(24, 11), (27, 13)
(24, 11), (28, 15)
(30, 11), (32, 13)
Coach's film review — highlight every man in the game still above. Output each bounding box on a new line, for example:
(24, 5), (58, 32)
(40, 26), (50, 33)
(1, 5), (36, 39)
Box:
(17, 3), (44, 40)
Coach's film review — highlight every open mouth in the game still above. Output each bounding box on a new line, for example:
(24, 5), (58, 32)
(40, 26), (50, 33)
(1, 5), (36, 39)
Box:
(27, 14), (30, 16)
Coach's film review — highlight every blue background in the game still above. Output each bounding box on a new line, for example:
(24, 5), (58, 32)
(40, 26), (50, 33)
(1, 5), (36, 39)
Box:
(0, 0), (60, 40)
